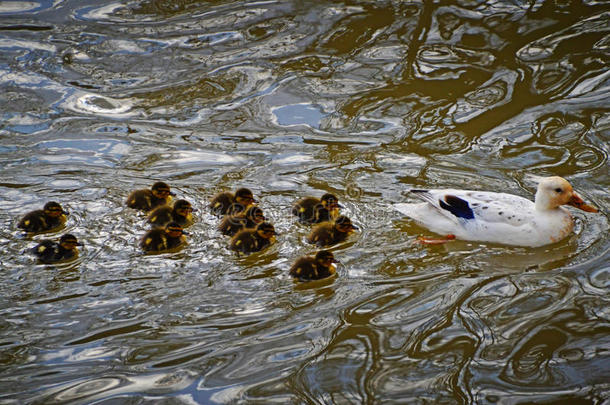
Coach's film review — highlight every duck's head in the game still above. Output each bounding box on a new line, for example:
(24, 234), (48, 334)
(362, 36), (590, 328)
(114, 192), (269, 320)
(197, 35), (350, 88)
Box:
(235, 188), (256, 207)
(245, 206), (265, 223)
(44, 201), (68, 218)
(151, 182), (175, 200)
(256, 222), (276, 241)
(165, 221), (187, 238)
(315, 250), (339, 269)
(59, 234), (83, 250)
(321, 193), (341, 210)
(173, 199), (195, 219)
(535, 177), (598, 212)
(334, 215), (358, 233)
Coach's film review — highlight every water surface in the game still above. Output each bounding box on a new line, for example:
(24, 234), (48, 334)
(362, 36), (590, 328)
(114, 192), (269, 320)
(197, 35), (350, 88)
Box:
(0, 0), (609, 403)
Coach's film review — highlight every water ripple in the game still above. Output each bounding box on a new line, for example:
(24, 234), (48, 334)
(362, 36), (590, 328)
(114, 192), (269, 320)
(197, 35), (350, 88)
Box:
(0, 1), (608, 403)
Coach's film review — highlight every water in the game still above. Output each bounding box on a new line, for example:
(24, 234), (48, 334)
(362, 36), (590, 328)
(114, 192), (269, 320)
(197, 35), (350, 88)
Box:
(1, 0), (609, 403)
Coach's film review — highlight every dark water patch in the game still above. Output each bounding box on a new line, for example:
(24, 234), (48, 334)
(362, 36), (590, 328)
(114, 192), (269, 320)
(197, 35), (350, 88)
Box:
(151, 347), (213, 368)
(0, 24), (53, 31)
(88, 276), (162, 287)
(34, 292), (88, 305)
(67, 322), (151, 346)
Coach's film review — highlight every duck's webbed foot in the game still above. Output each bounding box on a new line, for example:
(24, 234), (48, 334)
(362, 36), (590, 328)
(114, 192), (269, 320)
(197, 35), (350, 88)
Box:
(415, 234), (456, 245)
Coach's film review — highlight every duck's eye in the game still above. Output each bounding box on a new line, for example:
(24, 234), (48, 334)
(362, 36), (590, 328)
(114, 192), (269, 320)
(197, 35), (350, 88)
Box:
(554, 188), (562, 193)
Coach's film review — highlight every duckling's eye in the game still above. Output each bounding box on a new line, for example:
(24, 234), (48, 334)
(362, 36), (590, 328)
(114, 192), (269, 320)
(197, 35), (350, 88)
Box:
(554, 188), (562, 193)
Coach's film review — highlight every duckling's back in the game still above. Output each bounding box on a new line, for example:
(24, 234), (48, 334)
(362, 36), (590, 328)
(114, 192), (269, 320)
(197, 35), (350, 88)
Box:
(140, 228), (166, 252)
(218, 214), (247, 236)
(292, 197), (321, 224)
(210, 192), (234, 216)
(307, 222), (335, 246)
(230, 229), (255, 253)
(127, 189), (166, 211)
(31, 240), (77, 263)
(19, 210), (46, 232)
(19, 210), (64, 233)
(148, 205), (174, 227)
(230, 229), (272, 254)
(289, 256), (317, 279)
(140, 228), (186, 252)
(31, 240), (57, 261)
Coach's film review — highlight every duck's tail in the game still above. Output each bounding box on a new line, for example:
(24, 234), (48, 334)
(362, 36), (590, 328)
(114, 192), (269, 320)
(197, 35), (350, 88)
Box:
(393, 203), (419, 217)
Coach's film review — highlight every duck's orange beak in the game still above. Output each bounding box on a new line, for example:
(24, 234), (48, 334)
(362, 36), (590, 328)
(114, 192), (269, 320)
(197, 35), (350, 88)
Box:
(567, 193), (598, 213)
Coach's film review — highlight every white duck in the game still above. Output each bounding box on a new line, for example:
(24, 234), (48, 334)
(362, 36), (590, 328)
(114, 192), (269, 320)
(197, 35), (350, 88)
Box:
(394, 176), (598, 247)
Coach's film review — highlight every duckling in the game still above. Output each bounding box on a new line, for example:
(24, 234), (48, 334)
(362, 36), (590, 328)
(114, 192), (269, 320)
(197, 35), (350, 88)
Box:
(225, 202), (249, 216)
(18, 201), (68, 233)
(289, 250), (339, 281)
(148, 199), (195, 228)
(218, 205), (265, 236)
(140, 221), (187, 253)
(210, 188), (256, 216)
(31, 233), (83, 263)
(229, 222), (276, 255)
(307, 215), (358, 247)
(292, 193), (341, 224)
(126, 182), (175, 212)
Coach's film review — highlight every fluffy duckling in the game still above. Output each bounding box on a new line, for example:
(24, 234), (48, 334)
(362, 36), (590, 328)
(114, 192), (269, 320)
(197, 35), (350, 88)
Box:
(289, 250), (339, 281)
(18, 201), (68, 233)
(229, 222), (276, 255)
(210, 188), (256, 216)
(140, 221), (187, 253)
(148, 199), (195, 228)
(225, 202), (249, 216)
(292, 193), (341, 224)
(218, 205), (265, 236)
(307, 215), (358, 247)
(31, 233), (83, 263)
(126, 182), (175, 212)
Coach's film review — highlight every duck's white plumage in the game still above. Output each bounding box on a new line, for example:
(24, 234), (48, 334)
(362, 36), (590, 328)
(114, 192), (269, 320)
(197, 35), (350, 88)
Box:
(394, 176), (598, 247)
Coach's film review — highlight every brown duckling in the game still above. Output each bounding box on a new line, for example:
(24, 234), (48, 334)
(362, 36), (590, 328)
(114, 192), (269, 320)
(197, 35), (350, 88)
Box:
(31, 233), (83, 264)
(148, 199), (195, 228)
(140, 221), (188, 253)
(126, 181), (175, 212)
(229, 222), (276, 255)
(225, 202), (250, 216)
(218, 205), (265, 236)
(307, 215), (358, 247)
(292, 193), (341, 224)
(289, 250), (339, 281)
(18, 201), (68, 233)
(210, 188), (256, 216)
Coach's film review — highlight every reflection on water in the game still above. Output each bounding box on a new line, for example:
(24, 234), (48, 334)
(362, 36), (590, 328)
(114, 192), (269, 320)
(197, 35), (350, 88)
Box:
(0, 0), (609, 403)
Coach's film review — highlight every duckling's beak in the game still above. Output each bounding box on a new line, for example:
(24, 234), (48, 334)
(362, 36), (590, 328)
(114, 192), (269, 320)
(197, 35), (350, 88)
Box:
(63, 210), (70, 216)
(337, 203), (344, 209)
(567, 193), (598, 213)
(351, 225), (359, 231)
(76, 242), (84, 246)
(181, 230), (190, 235)
(190, 207), (197, 212)
(169, 191), (176, 196)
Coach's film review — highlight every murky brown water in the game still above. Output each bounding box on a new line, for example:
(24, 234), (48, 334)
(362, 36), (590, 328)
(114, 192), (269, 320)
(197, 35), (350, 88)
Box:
(1, 0), (609, 403)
